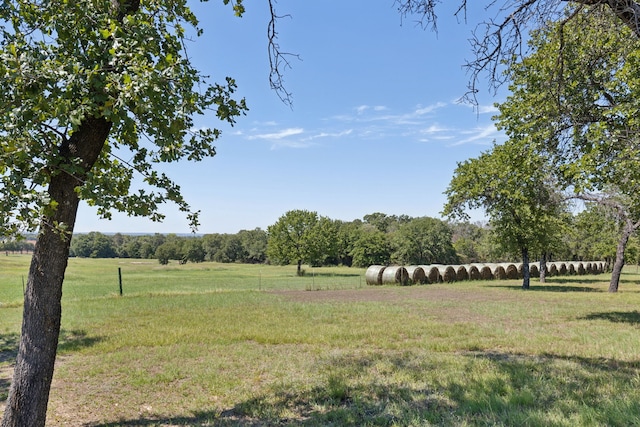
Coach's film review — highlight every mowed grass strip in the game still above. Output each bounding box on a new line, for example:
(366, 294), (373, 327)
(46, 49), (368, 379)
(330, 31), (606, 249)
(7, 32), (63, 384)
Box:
(1, 255), (640, 425)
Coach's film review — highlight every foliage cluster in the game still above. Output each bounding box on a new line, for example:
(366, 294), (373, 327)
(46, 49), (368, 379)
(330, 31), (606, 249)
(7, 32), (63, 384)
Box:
(63, 206), (640, 269)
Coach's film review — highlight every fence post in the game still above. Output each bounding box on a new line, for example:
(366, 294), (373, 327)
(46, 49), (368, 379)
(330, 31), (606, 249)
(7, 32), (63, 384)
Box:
(118, 267), (123, 296)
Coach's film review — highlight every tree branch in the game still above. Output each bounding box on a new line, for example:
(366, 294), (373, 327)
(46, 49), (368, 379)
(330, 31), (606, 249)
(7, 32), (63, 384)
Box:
(267, 0), (300, 107)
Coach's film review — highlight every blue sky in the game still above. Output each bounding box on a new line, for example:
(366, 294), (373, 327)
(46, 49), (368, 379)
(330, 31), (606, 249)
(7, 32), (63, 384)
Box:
(75, 1), (508, 234)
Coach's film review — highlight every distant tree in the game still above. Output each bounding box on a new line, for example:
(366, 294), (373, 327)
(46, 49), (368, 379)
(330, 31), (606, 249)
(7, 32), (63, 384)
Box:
(450, 222), (488, 264)
(350, 226), (393, 268)
(214, 234), (245, 263)
(202, 234), (226, 262)
(154, 244), (171, 265)
(333, 220), (363, 267)
(183, 238), (206, 263)
(308, 216), (340, 267)
(392, 217), (458, 265)
(70, 232), (116, 258)
(363, 212), (394, 233)
(122, 238), (143, 259)
(267, 210), (334, 275)
(444, 140), (568, 289)
(237, 228), (268, 264)
(363, 212), (411, 234)
(568, 204), (618, 263)
(154, 237), (183, 265)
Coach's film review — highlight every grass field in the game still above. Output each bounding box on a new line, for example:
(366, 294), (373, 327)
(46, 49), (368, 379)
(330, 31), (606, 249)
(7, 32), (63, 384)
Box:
(2, 255), (640, 426)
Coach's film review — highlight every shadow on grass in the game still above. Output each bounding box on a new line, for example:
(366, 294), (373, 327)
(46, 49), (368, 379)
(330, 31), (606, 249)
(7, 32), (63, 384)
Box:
(487, 283), (603, 292)
(304, 272), (362, 278)
(543, 276), (607, 285)
(0, 333), (19, 364)
(57, 329), (103, 353)
(86, 350), (640, 426)
(579, 310), (640, 325)
(0, 330), (101, 405)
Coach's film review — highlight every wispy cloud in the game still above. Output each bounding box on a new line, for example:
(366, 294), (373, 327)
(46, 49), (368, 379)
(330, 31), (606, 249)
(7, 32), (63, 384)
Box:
(309, 129), (353, 140)
(249, 128), (304, 140)
(450, 124), (501, 146)
(478, 104), (499, 114)
(414, 102), (447, 116)
(356, 105), (388, 115)
(239, 101), (504, 150)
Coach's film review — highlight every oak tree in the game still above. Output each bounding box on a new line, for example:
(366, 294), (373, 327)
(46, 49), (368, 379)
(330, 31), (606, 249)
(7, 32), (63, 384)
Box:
(443, 140), (568, 289)
(267, 210), (337, 275)
(496, 7), (640, 291)
(0, 0), (247, 425)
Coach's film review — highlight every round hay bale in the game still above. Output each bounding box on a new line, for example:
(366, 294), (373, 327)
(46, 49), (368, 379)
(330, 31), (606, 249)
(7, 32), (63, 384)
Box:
(466, 264), (481, 280)
(381, 266), (409, 286)
(504, 264), (519, 279)
(576, 262), (586, 275)
(479, 265), (493, 280)
(558, 263), (568, 276)
(365, 265), (386, 286)
(484, 264), (506, 279)
(567, 263), (576, 275)
(406, 266), (426, 284)
(421, 265), (440, 284)
(494, 266), (507, 280)
(420, 265), (440, 283)
(585, 262), (594, 274)
(528, 263), (539, 277)
(437, 265), (457, 283)
(456, 265), (469, 281)
(548, 263), (558, 276)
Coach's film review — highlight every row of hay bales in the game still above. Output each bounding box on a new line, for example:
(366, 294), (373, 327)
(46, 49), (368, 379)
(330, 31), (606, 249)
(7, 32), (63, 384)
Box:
(366, 261), (606, 286)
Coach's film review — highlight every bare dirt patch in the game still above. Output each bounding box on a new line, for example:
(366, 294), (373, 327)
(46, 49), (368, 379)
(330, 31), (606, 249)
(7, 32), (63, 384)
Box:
(270, 286), (521, 304)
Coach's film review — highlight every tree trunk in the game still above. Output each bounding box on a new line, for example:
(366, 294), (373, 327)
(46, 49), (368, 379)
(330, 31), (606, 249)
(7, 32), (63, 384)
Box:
(609, 220), (635, 293)
(539, 253), (547, 283)
(297, 259), (303, 276)
(2, 118), (111, 427)
(521, 247), (530, 289)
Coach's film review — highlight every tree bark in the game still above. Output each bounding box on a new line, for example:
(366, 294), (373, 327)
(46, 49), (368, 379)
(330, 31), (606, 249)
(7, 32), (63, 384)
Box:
(2, 118), (111, 427)
(521, 247), (530, 289)
(297, 259), (303, 276)
(539, 252), (547, 283)
(608, 219), (635, 293)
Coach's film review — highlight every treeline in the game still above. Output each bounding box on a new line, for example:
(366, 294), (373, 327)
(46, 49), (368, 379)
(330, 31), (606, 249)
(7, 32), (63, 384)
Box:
(68, 229), (268, 265)
(0, 239), (35, 254)
(56, 206), (640, 267)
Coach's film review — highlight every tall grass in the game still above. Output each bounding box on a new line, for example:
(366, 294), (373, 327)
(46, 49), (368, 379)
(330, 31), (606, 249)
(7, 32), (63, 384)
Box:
(2, 255), (640, 425)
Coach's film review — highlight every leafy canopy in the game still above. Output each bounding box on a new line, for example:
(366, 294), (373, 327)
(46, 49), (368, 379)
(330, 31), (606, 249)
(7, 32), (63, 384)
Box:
(0, 0), (248, 235)
(443, 139), (568, 258)
(496, 6), (640, 215)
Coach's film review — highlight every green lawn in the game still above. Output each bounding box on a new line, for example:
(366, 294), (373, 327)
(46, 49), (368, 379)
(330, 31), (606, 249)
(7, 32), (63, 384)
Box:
(2, 255), (640, 426)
